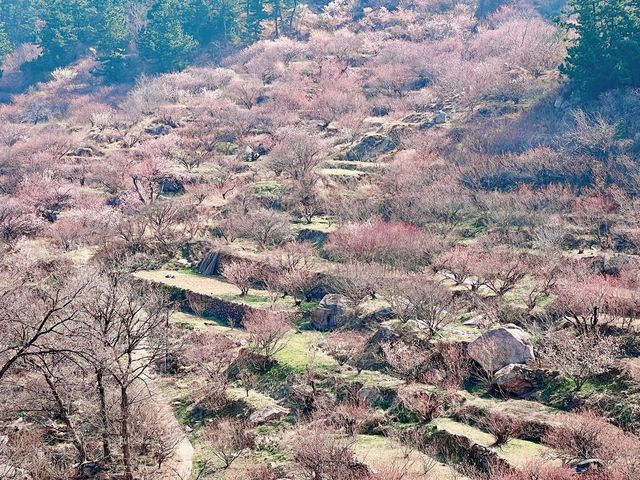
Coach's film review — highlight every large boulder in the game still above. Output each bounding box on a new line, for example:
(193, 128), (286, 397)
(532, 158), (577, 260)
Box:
(467, 324), (534, 373)
(345, 133), (396, 161)
(357, 386), (382, 406)
(494, 364), (535, 395)
(249, 405), (290, 425)
(311, 294), (353, 330)
(494, 363), (558, 396)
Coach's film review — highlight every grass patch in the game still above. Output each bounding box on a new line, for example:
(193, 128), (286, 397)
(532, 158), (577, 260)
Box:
(290, 215), (337, 233)
(226, 386), (280, 409)
(432, 418), (555, 469)
(170, 311), (233, 332)
(254, 181), (282, 196)
(274, 330), (339, 374)
(354, 434), (461, 479)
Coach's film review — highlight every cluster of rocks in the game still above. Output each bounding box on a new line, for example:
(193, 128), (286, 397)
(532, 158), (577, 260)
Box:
(311, 294), (353, 330)
(249, 405), (290, 425)
(467, 324), (555, 396)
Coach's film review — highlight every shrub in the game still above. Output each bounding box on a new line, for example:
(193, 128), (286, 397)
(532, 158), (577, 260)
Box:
(326, 220), (442, 270)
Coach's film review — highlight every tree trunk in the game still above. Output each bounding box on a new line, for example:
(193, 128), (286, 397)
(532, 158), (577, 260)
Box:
(120, 385), (133, 480)
(96, 368), (112, 463)
(43, 372), (87, 462)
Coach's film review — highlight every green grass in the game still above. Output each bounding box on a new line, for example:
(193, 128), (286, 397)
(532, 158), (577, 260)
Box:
(298, 300), (319, 314)
(218, 293), (276, 308)
(354, 434), (462, 479)
(319, 167), (366, 177)
(290, 215), (337, 233)
(178, 267), (198, 276)
(170, 311), (233, 332)
(274, 330), (339, 373)
(253, 180), (282, 196)
(226, 386), (281, 409)
(338, 369), (404, 388)
(324, 159), (383, 171)
(432, 418), (555, 469)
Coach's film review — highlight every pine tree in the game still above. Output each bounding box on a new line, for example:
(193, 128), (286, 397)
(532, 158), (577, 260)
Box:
(96, 0), (131, 81)
(185, 0), (242, 45)
(245, 0), (267, 43)
(0, 22), (11, 79)
(0, 22), (11, 64)
(139, 0), (198, 72)
(562, 0), (640, 99)
(30, 0), (98, 72)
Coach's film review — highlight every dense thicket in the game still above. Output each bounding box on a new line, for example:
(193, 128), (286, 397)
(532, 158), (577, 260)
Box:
(0, 0), (301, 77)
(562, 0), (640, 98)
(1, 1), (640, 479)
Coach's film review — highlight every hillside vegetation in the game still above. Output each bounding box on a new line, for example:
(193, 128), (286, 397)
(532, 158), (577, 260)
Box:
(1, 0), (640, 479)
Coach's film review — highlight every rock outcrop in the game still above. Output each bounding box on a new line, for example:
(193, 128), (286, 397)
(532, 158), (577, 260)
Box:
(311, 294), (353, 330)
(345, 133), (396, 161)
(249, 405), (290, 425)
(467, 324), (534, 373)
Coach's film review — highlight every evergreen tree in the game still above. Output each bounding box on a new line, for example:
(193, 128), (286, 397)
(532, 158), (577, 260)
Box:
(95, 0), (131, 81)
(29, 0), (98, 72)
(186, 0), (242, 45)
(0, 22), (11, 78)
(139, 0), (198, 72)
(562, 0), (640, 99)
(0, 22), (11, 63)
(245, 0), (267, 43)
(0, 0), (40, 47)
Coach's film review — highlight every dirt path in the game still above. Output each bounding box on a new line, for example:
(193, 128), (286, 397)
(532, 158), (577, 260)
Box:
(135, 346), (194, 479)
(166, 434), (194, 480)
(145, 377), (194, 479)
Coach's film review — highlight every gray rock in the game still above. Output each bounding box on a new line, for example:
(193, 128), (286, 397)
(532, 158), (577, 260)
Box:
(80, 462), (102, 478)
(241, 145), (260, 162)
(345, 133), (396, 161)
(249, 405), (290, 425)
(198, 251), (221, 276)
(400, 113), (431, 124)
(311, 294), (353, 331)
(494, 363), (534, 395)
(575, 459), (604, 473)
(462, 315), (484, 327)
(73, 146), (95, 157)
(357, 386), (381, 406)
(433, 112), (447, 124)
(145, 124), (173, 136)
(467, 324), (534, 373)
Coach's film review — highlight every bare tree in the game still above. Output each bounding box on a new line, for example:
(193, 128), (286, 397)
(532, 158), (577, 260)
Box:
(201, 419), (255, 470)
(382, 273), (457, 337)
(131, 403), (183, 470)
(330, 261), (388, 317)
(291, 426), (371, 480)
(244, 309), (293, 366)
(397, 386), (449, 423)
(323, 330), (369, 374)
(540, 330), (619, 392)
(268, 127), (323, 181)
(0, 261), (88, 382)
(479, 412), (523, 447)
(222, 259), (264, 296)
(382, 341), (433, 384)
(78, 273), (171, 480)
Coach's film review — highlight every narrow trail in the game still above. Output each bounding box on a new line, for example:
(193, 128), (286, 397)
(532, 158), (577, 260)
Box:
(153, 385), (194, 480)
(136, 346), (194, 480)
(164, 428), (193, 480)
